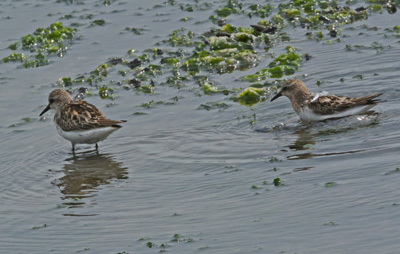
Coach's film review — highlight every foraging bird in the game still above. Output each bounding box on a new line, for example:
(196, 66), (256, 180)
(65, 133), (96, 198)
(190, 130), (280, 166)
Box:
(40, 89), (126, 152)
(270, 79), (382, 121)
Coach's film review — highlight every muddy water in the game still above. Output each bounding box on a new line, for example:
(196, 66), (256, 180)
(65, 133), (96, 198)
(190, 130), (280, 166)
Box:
(1, 0), (400, 253)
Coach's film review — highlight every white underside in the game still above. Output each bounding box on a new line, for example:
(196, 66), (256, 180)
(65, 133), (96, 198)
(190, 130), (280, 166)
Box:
(56, 125), (119, 145)
(298, 104), (377, 122)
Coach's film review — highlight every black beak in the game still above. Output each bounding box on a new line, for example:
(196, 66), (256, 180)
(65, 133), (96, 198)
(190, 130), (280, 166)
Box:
(270, 91), (282, 102)
(39, 104), (51, 116)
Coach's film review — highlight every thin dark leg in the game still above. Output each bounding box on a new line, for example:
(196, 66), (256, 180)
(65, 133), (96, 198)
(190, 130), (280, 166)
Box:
(95, 143), (98, 151)
(72, 143), (75, 154)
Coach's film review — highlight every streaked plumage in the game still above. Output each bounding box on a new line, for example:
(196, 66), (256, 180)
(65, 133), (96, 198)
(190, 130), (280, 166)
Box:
(270, 79), (382, 121)
(40, 89), (126, 152)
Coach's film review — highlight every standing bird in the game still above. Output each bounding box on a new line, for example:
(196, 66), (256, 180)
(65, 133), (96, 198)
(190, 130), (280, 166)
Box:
(40, 89), (126, 152)
(270, 79), (382, 121)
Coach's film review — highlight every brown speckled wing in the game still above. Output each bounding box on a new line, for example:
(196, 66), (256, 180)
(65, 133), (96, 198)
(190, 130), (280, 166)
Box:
(56, 101), (126, 131)
(307, 93), (382, 115)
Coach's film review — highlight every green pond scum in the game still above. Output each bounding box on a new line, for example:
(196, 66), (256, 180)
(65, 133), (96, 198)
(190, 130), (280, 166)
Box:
(138, 233), (194, 252)
(273, 177), (281, 186)
(8, 117), (34, 128)
(3, 22), (76, 68)
(12, 0), (397, 107)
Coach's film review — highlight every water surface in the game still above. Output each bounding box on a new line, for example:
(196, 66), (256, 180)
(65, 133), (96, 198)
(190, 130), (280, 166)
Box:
(1, 0), (400, 253)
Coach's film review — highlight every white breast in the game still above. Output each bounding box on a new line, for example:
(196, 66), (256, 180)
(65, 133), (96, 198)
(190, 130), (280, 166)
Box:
(298, 104), (377, 122)
(56, 125), (120, 144)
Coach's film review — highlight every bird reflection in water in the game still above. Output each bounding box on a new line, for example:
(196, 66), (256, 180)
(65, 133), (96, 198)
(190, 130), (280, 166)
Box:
(286, 114), (380, 160)
(55, 151), (128, 216)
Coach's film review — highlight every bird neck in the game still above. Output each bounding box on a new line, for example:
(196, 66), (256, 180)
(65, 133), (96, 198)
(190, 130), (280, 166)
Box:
(288, 90), (314, 113)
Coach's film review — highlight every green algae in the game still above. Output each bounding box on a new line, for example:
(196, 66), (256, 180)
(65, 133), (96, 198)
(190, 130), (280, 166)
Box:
(140, 100), (176, 109)
(161, 57), (181, 67)
(9, 117), (34, 128)
(99, 85), (115, 99)
(136, 84), (155, 94)
(3, 22), (76, 68)
(182, 48), (258, 73)
(273, 177), (281, 186)
(215, 0), (244, 17)
(198, 102), (230, 111)
(248, 4), (273, 18)
(201, 82), (238, 95)
(324, 181), (338, 187)
(323, 221), (339, 226)
(91, 19), (106, 26)
(32, 224), (47, 230)
(47, 0), (397, 109)
(161, 28), (196, 47)
(171, 233), (194, 243)
(202, 83), (221, 94)
(2, 53), (26, 63)
(242, 50), (301, 84)
(232, 87), (268, 106)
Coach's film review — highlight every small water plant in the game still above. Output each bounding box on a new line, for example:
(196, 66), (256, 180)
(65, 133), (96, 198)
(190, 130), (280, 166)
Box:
(3, 22), (76, 68)
(273, 177), (281, 186)
(44, 0), (398, 109)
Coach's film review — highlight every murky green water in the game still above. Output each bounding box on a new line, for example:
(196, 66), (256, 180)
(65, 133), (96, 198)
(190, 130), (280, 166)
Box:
(1, 0), (400, 253)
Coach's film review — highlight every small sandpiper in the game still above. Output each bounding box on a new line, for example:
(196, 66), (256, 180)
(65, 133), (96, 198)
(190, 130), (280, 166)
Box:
(270, 79), (382, 121)
(40, 89), (126, 152)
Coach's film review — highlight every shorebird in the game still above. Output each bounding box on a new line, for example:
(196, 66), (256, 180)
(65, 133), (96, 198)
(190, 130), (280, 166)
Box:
(40, 89), (126, 152)
(270, 79), (382, 121)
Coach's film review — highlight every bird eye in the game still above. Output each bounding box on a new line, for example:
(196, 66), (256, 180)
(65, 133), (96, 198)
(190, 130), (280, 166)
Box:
(49, 99), (54, 104)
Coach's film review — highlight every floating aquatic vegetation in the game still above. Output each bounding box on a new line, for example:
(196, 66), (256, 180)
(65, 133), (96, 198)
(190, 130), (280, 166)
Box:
(182, 48), (259, 74)
(198, 102), (230, 111)
(384, 167), (400, 175)
(99, 85), (115, 99)
(140, 100), (176, 109)
(56, 0), (85, 5)
(48, 0), (398, 109)
(161, 57), (180, 67)
(171, 233), (194, 243)
(160, 28), (196, 47)
(135, 84), (155, 94)
(56, 76), (87, 87)
(91, 19), (106, 26)
(274, 0), (375, 43)
(324, 181), (338, 187)
(345, 41), (389, 53)
(9, 117), (34, 128)
(247, 4), (273, 18)
(323, 222), (339, 226)
(2, 53), (26, 63)
(232, 87), (268, 106)
(201, 82), (238, 95)
(90, 63), (110, 83)
(31, 224), (47, 230)
(214, 0), (244, 17)
(3, 22), (76, 68)
(138, 233), (193, 252)
(242, 49), (301, 85)
(273, 177), (281, 186)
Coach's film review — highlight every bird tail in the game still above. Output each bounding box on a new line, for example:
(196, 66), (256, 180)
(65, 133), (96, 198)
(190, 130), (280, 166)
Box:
(355, 93), (382, 105)
(112, 120), (127, 128)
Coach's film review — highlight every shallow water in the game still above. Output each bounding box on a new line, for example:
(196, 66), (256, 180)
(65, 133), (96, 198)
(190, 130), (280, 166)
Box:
(1, 0), (400, 253)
